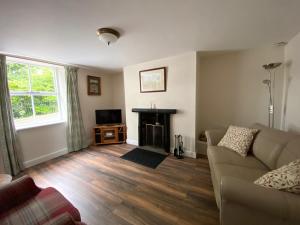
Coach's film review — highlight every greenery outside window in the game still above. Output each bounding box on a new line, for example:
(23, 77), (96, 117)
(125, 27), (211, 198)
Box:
(7, 58), (65, 129)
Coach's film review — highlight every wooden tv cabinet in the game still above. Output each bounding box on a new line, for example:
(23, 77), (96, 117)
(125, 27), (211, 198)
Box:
(93, 124), (127, 145)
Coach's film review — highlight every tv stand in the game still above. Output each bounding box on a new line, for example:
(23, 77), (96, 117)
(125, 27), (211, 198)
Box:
(93, 124), (127, 145)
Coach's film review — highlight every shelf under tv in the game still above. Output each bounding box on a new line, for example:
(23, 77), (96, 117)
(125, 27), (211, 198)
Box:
(93, 124), (127, 145)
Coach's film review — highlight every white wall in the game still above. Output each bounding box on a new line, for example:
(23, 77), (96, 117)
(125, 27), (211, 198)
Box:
(77, 69), (115, 143)
(18, 123), (68, 168)
(124, 52), (197, 157)
(196, 45), (284, 146)
(282, 32), (300, 133)
(18, 68), (119, 168)
(112, 73), (126, 122)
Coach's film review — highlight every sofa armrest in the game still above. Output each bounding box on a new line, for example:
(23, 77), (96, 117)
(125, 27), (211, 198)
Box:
(0, 175), (41, 214)
(43, 213), (78, 225)
(221, 176), (300, 225)
(205, 128), (227, 146)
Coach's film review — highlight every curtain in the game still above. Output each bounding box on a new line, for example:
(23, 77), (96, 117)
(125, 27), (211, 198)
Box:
(0, 55), (22, 175)
(65, 66), (88, 152)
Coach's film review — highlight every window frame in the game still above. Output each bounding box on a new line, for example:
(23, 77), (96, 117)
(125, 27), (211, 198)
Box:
(7, 58), (65, 130)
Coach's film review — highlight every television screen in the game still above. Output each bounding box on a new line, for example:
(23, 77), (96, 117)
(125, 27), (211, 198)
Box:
(95, 109), (122, 124)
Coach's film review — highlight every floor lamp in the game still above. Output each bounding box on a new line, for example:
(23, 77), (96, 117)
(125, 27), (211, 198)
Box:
(262, 62), (282, 128)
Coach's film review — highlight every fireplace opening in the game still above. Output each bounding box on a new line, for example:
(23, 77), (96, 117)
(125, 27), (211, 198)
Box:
(132, 108), (177, 153)
(145, 123), (164, 148)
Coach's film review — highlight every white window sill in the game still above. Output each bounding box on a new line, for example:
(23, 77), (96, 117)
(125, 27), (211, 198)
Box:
(16, 120), (66, 131)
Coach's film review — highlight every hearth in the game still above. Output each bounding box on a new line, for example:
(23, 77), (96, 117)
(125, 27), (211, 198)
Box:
(132, 108), (177, 153)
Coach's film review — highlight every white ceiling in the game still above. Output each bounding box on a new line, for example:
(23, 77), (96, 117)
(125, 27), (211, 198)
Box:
(0, 0), (300, 73)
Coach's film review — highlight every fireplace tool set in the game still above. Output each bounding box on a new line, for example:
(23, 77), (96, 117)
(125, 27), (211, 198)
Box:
(174, 135), (184, 159)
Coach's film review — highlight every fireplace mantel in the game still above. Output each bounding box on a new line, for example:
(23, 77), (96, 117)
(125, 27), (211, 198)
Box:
(132, 108), (177, 114)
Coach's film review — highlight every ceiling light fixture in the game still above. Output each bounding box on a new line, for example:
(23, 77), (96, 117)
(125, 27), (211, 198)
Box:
(97, 28), (120, 46)
(275, 41), (288, 47)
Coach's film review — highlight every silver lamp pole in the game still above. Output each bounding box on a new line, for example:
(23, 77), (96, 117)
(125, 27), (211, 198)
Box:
(262, 63), (282, 128)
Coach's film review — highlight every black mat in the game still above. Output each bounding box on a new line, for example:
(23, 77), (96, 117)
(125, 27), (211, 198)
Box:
(121, 148), (167, 169)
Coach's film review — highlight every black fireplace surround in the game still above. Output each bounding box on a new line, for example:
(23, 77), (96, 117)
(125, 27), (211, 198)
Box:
(132, 108), (177, 152)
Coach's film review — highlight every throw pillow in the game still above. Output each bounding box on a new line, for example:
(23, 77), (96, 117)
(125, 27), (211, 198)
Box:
(254, 159), (300, 194)
(218, 125), (258, 157)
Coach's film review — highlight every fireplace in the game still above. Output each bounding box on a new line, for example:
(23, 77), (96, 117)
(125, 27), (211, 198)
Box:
(132, 108), (177, 152)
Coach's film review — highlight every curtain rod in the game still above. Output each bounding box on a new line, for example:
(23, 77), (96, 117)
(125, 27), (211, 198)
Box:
(0, 51), (121, 74)
(0, 51), (78, 68)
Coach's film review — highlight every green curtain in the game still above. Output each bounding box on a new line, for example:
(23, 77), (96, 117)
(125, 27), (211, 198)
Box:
(0, 55), (22, 175)
(65, 66), (88, 152)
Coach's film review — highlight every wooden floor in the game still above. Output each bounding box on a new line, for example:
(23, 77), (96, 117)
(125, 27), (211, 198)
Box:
(23, 144), (219, 225)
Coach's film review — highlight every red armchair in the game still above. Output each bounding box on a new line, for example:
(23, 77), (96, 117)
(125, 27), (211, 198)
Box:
(0, 175), (85, 225)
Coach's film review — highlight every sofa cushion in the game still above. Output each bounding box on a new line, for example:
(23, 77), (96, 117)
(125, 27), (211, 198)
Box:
(214, 164), (268, 184)
(254, 159), (300, 194)
(218, 125), (258, 157)
(251, 124), (297, 169)
(0, 187), (80, 225)
(207, 146), (268, 170)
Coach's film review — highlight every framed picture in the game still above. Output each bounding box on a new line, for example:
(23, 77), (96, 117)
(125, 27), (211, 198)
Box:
(139, 67), (166, 93)
(87, 76), (101, 95)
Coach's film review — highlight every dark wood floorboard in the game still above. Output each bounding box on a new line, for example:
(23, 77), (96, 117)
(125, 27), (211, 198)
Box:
(22, 144), (219, 225)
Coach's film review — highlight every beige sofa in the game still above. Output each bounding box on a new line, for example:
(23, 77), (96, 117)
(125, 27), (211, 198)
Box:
(205, 123), (300, 225)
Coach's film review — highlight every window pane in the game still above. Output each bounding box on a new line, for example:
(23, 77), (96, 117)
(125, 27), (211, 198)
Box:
(34, 96), (58, 115)
(11, 96), (33, 119)
(7, 63), (29, 91)
(31, 65), (55, 92)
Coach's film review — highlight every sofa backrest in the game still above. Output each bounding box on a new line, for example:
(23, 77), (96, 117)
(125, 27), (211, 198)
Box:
(276, 138), (300, 168)
(251, 123), (297, 170)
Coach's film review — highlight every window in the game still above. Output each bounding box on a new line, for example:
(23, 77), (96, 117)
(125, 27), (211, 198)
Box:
(7, 58), (65, 129)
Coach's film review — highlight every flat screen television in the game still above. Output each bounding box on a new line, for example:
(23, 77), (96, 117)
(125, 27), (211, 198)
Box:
(95, 109), (122, 125)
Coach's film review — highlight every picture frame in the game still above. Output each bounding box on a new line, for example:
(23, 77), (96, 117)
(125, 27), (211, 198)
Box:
(139, 67), (166, 93)
(87, 75), (101, 95)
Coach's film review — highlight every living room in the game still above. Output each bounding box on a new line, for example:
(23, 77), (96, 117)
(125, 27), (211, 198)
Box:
(0, 1), (300, 225)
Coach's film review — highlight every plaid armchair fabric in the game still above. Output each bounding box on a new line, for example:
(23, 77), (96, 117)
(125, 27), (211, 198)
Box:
(43, 213), (81, 225)
(0, 176), (85, 225)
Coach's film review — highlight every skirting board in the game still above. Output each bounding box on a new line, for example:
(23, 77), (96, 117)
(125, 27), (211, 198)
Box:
(126, 139), (138, 146)
(170, 147), (197, 158)
(126, 139), (196, 159)
(23, 148), (68, 168)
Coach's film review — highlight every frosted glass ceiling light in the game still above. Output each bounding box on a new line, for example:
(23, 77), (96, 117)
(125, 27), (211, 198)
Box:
(97, 28), (120, 46)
